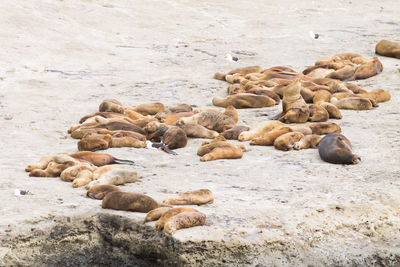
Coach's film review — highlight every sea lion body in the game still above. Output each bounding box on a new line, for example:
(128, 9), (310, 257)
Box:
(155, 207), (200, 230)
(163, 189), (214, 205)
(162, 126), (188, 150)
(99, 99), (124, 114)
(319, 102), (342, 119)
(212, 94), (275, 109)
(87, 168), (139, 188)
(176, 122), (219, 139)
(375, 40), (400, 59)
(308, 104), (329, 122)
(307, 122), (341, 135)
(102, 191), (164, 212)
(250, 126), (292, 146)
(145, 207), (173, 222)
(331, 97), (373, 110)
(293, 134), (322, 150)
(273, 132), (304, 151)
(313, 90), (331, 104)
(318, 133), (360, 164)
(131, 102), (165, 116)
(278, 80), (310, 123)
(200, 146), (243, 161)
(163, 212), (207, 234)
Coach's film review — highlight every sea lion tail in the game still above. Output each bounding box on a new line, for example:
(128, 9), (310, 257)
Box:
(112, 158), (135, 165)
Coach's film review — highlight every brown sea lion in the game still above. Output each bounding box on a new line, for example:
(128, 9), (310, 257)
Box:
(200, 146), (244, 161)
(110, 136), (146, 149)
(358, 89), (391, 103)
(261, 66), (301, 80)
(307, 122), (341, 135)
(319, 102), (342, 119)
(70, 151), (135, 166)
(145, 121), (166, 134)
(130, 102), (165, 116)
(293, 134), (322, 150)
(313, 90), (331, 104)
(99, 99), (124, 114)
(223, 105), (239, 123)
(350, 57), (383, 80)
(77, 134), (112, 151)
(163, 212), (207, 234)
(325, 64), (357, 80)
(331, 97), (373, 110)
(175, 121), (219, 139)
(144, 207), (173, 222)
(308, 104), (329, 122)
(110, 130), (147, 142)
(162, 126), (188, 150)
(238, 120), (284, 141)
(227, 84), (245, 95)
(213, 72), (227, 81)
(124, 108), (149, 120)
(273, 132), (304, 151)
(197, 138), (247, 156)
(247, 88), (281, 104)
(102, 191), (169, 212)
(221, 125), (250, 140)
(225, 73), (247, 84)
(155, 207), (200, 230)
(86, 184), (121, 200)
(318, 133), (360, 164)
(212, 93), (275, 109)
(179, 112), (235, 133)
(86, 121), (146, 135)
(375, 40), (400, 59)
(250, 126), (292, 146)
(305, 68), (335, 79)
(227, 65), (263, 76)
(79, 112), (129, 124)
(163, 189), (214, 205)
(29, 161), (76, 177)
(276, 79), (310, 123)
(300, 87), (316, 103)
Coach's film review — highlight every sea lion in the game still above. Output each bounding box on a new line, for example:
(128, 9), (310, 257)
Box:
(313, 90), (331, 104)
(86, 121), (146, 135)
(305, 68), (335, 79)
(307, 122), (341, 135)
(375, 40), (400, 59)
(86, 184), (121, 200)
(163, 189), (214, 205)
(223, 105), (239, 123)
(155, 207), (200, 230)
(331, 97), (373, 110)
(162, 126), (188, 150)
(213, 72), (227, 81)
(300, 87), (316, 103)
(86, 167), (139, 188)
(293, 134), (322, 150)
(168, 104), (193, 113)
(130, 102), (165, 116)
(175, 121), (219, 139)
(179, 112), (235, 133)
(247, 88), (281, 104)
(350, 57), (383, 80)
(238, 120), (284, 141)
(319, 102), (342, 119)
(27, 154), (81, 177)
(60, 163), (96, 182)
(261, 66), (301, 80)
(102, 191), (168, 212)
(227, 65), (263, 76)
(227, 84), (245, 95)
(77, 134), (112, 151)
(110, 136), (146, 149)
(276, 79), (310, 123)
(145, 121), (166, 134)
(318, 133), (360, 164)
(250, 126), (292, 146)
(358, 89), (391, 103)
(225, 73), (246, 84)
(70, 151), (135, 166)
(200, 146), (244, 161)
(212, 94), (275, 109)
(109, 130), (147, 142)
(308, 104), (329, 122)
(288, 125), (312, 135)
(325, 64), (357, 80)
(79, 112), (130, 124)
(70, 128), (111, 139)
(144, 207), (173, 222)
(274, 132), (304, 151)
(221, 125), (250, 140)
(163, 211), (207, 234)
(164, 112), (194, 125)
(99, 99), (124, 114)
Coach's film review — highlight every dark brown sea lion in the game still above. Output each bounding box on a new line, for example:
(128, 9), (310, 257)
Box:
(86, 184), (121, 199)
(163, 189), (214, 205)
(318, 133), (360, 164)
(99, 99), (124, 114)
(102, 191), (169, 212)
(162, 126), (188, 150)
(375, 40), (400, 59)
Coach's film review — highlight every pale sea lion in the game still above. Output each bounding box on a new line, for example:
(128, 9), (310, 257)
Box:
(86, 167), (139, 188)
(163, 189), (214, 205)
(212, 93), (275, 109)
(326, 64), (357, 80)
(102, 191), (169, 212)
(318, 133), (360, 164)
(293, 134), (322, 150)
(79, 112), (129, 124)
(247, 88), (281, 104)
(358, 89), (391, 103)
(227, 65), (263, 76)
(375, 40), (400, 59)
(274, 132), (304, 151)
(163, 211), (207, 234)
(87, 184), (121, 200)
(227, 83), (245, 95)
(238, 120), (284, 141)
(250, 126), (292, 146)
(60, 163), (95, 182)
(223, 105), (239, 123)
(331, 97), (373, 110)
(350, 57), (383, 80)
(344, 83), (367, 94)
(288, 125), (312, 135)
(155, 207), (200, 230)
(144, 207), (173, 222)
(99, 99), (124, 114)
(200, 146), (244, 161)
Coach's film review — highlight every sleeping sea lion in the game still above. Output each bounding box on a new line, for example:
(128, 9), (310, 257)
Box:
(163, 212), (207, 234)
(212, 93), (275, 109)
(273, 132), (304, 151)
(375, 40), (400, 59)
(221, 125), (250, 140)
(99, 99), (124, 114)
(318, 133), (360, 164)
(102, 191), (169, 212)
(155, 207), (200, 230)
(293, 134), (322, 150)
(175, 121), (219, 139)
(200, 146), (244, 161)
(350, 57), (383, 80)
(86, 184), (121, 200)
(307, 122), (341, 135)
(70, 151), (135, 166)
(250, 126), (292, 146)
(130, 102), (165, 116)
(163, 189), (214, 205)
(179, 112), (235, 133)
(238, 120), (284, 141)
(313, 90), (331, 104)
(144, 207), (173, 222)
(86, 167), (139, 188)
(331, 97), (373, 110)
(319, 102), (342, 119)
(308, 104), (329, 122)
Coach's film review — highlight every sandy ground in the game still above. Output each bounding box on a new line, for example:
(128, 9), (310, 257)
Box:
(1, 0), (400, 265)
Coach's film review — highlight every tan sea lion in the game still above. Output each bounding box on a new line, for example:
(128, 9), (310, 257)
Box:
(308, 104), (329, 122)
(300, 87), (316, 103)
(250, 126), (292, 146)
(79, 112), (130, 124)
(60, 163), (95, 183)
(274, 132), (304, 151)
(70, 151), (135, 166)
(307, 122), (341, 135)
(221, 125), (250, 140)
(223, 105), (239, 123)
(109, 130), (147, 142)
(102, 191), (169, 212)
(293, 134), (322, 150)
(358, 89), (391, 103)
(70, 128), (111, 139)
(197, 137), (247, 157)
(225, 73), (247, 84)
(144, 207), (173, 222)
(213, 72), (227, 81)
(77, 134), (112, 151)
(179, 112), (235, 133)
(168, 104), (193, 113)
(99, 99), (124, 114)
(375, 40), (400, 59)
(29, 161), (76, 177)
(227, 84), (245, 95)
(155, 207), (199, 230)
(319, 102), (342, 119)
(164, 112), (194, 125)
(318, 133), (360, 164)
(331, 97), (373, 110)
(351, 57), (383, 80)
(261, 66), (301, 80)
(326, 64), (357, 80)
(163, 189), (214, 205)
(288, 125), (312, 135)
(86, 167), (139, 188)
(344, 83), (367, 94)
(200, 146), (244, 161)
(238, 120), (284, 141)
(110, 136), (146, 149)
(130, 102), (165, 116)
(305, 68), (335, 79)
(145, 121), (166, 134)
(163, 211), (207, 234)
(212, 93), (275, 109)
(227, 65), (263, 76)
(247, 88), (281, 104)
(175, 121), (219, 139)
(86, 184), (121, 199)
(313, 90), (331, 104)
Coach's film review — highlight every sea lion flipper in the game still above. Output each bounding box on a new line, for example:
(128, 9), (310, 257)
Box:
(161, 147), (178, 155)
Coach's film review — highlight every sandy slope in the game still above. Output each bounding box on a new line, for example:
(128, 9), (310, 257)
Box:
(0, 0), (399, 265)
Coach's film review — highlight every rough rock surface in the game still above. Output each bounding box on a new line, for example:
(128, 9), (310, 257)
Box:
(1, 0), (400, 266)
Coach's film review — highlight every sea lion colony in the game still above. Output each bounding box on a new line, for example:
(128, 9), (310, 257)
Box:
(26, 43), (396, 234)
